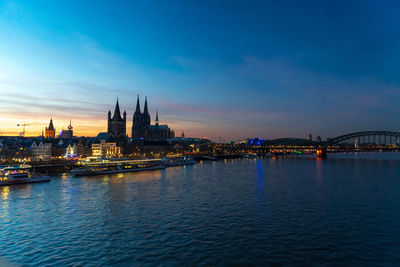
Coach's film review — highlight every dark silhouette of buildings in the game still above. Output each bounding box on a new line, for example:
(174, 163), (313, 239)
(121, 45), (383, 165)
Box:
(107, 99), (127, 144)
(132, 95), (174, 140)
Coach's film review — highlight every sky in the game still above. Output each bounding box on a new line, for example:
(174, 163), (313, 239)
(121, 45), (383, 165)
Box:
(0, 0), (399, 141)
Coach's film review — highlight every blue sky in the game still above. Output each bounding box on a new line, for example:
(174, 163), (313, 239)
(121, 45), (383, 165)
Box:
(0, 0), (399, 140)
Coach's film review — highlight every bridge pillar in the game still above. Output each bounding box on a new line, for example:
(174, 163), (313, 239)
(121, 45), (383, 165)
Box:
(316, 147), (327, 158)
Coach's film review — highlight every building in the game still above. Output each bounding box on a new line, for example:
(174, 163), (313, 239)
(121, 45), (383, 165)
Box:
(65, 143), (78, 159)
(307, 132), (313, 141)
(108, 100), (127, 144)
(59, 120), (73, 139)
(30, 141), (52, 161)
(92, 140), (120, 157)
(132, 96), (175, 140)
(76, 139), (91, 158)
(45, 119), (56, 139)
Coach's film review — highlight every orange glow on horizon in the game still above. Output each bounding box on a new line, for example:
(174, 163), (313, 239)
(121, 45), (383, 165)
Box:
(0, 115), (212, 139)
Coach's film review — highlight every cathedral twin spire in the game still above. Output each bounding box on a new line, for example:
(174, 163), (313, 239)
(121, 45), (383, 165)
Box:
(135, 95), (149, 112)
(108, 94), (174, 140)
(134, 95), (151, 125)
(143, 96), (149, 116)
(109, 95), (157, 125)
(135, 95), (141, 114)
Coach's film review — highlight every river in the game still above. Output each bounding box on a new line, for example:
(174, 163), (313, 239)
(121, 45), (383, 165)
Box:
(1, 153), (400, 266)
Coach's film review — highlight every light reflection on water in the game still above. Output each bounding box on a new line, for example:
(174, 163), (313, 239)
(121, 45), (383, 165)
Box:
(0, 153), (400, 266)
(1, 186), (9, 200)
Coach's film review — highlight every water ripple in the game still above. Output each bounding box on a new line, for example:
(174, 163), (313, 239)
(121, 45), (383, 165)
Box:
(1, 156), (400, 265)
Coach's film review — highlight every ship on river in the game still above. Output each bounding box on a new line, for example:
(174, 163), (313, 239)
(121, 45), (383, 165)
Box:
(0, 164), (50, 186)
(71, 158), (166, 176)
(161, 156), (196, 167)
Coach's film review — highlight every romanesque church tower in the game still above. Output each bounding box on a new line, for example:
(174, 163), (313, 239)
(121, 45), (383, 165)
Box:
(45, 118), (55, 139)
(108, 99), (127, 143)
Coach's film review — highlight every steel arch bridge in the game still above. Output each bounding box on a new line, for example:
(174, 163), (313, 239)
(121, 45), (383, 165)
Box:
(266, 131), (400, 147)
(326, 131), (400, 146)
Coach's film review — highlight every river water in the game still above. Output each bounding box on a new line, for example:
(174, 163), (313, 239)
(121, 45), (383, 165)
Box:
(1, 154), (400, 266)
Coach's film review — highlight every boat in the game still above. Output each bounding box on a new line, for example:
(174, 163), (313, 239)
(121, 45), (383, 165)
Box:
(71, 159), (166, 176)
(193, 155), (217, 161)
(0, 164), (50, 186)
(161, 156), (196, 167)
(243, 153), (258, 159)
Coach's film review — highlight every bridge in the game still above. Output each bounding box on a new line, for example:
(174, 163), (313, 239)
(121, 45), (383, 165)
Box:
(265, 131), (400, 147)
(261, 131), (400, 157)
(325, 131), (400, 146)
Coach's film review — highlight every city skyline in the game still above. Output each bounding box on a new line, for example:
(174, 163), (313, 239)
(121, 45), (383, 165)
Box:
(1, 0), (400, 140)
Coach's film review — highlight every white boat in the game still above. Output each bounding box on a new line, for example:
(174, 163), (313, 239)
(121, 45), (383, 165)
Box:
(0, 164), (50, 186)
(71, 159), (166, 176)
(161, 156), (196, 167)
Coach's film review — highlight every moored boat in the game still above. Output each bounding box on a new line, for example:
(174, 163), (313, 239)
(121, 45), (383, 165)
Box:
(161, 156), (196, 167)
(243, 153), (258, 159)
(0, 164), (50, 186)
(71, 159), (165, 176)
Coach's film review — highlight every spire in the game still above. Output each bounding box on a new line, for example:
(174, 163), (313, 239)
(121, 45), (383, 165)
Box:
(135, 94), (141, 114)
(144, 96), (149, 115)
(143, 96), (151, 125)
(48, 118), (54, 130)
(113, 99), (122, 120)
(155, 110), (159, 126)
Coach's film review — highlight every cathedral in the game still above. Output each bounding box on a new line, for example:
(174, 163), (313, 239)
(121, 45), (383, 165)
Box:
(107, 100), (127, 144)
(107, 96), (174, 142)
(132, 96), (175, 140)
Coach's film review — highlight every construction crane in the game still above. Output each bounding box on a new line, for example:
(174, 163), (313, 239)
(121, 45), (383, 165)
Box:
(17, 123), (30, 137)
(17, 122), (46, 137)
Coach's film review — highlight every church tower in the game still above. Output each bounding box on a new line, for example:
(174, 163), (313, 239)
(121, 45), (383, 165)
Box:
(107, 99), (127, 143)
(45, 118), (56, 139)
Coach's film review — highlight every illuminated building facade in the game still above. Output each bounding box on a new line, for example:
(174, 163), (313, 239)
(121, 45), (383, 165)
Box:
(132, 96), (175, 140)
(91, 140), (120, 157)
(65, 143), (77, 159)
(30, 141), (52, 161)
(45, 119), (56, 139)
(59, 120), (73, 139)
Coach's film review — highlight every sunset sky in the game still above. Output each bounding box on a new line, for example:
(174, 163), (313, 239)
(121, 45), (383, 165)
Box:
(1, 0), (400, 141)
